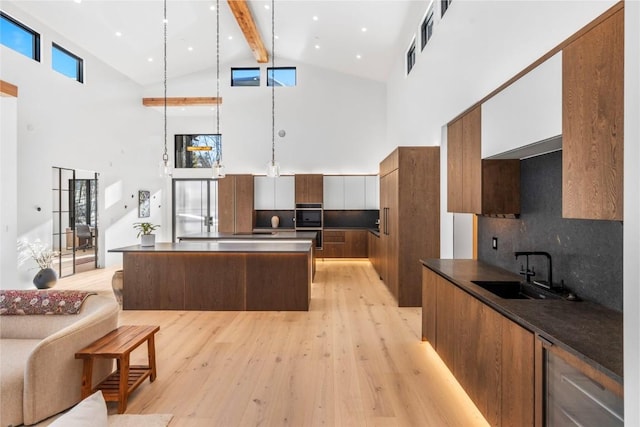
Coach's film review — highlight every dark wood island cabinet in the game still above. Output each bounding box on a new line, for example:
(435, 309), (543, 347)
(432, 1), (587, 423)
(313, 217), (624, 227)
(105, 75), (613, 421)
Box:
(110, 241), (312, 311)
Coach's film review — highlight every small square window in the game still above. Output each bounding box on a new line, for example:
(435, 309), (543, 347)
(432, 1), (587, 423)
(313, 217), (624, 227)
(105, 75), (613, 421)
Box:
(0, 12), (40, 61)
(267, 67), (296, 87)
(441, 0), (453, 18)
(406, 40), (416, 75)
(231, 68), (260, 86)
(421, 10), (434, 51)
(52, 43), (83, 83)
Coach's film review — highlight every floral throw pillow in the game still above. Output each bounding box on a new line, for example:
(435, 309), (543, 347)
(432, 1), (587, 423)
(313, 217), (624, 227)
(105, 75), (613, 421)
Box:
(0, 290), (96, 315)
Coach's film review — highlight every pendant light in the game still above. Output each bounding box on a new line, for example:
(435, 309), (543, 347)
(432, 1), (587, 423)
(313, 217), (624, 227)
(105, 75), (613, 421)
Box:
(211, 0), (225, 179)
(266, 0), (280, 178)
(160, 0), (172, 177)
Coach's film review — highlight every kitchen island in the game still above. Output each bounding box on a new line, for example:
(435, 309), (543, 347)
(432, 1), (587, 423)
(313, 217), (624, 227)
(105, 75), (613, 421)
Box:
(177, 230), (318, 278)
(109, 241), (312, 311)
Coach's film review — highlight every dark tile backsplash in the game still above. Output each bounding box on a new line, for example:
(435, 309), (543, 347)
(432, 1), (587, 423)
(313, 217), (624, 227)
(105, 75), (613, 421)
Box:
(255, 210), (295, 228)
(323, 210), (379, 228)
(478, 151), (623, 312)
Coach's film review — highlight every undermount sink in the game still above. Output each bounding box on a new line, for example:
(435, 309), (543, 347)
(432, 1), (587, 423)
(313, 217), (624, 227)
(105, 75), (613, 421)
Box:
(471, 280), (561, 300)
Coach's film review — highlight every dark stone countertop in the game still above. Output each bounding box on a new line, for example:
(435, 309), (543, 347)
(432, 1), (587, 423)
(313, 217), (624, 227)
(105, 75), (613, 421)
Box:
(109, 241), (312, 254)
(421, 259), (623, 384)
(178, 231), (317, 241)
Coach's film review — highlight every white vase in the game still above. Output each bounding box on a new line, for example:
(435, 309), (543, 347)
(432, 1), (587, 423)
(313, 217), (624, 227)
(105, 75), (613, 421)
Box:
(141, 234), (156, 246)
(271, 216), (280, 228)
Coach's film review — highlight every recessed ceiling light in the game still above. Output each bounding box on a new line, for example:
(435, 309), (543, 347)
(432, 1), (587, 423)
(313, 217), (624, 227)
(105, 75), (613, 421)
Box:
(147, 57), (153, 62)
(115, 31), (122, 37)
(265, 4), (270, 9)
(210, 5), (215, 11)
(356, 54), (362, 59)
(312, 16), (319, 21)
(187, 46), (194, 52)
(73, 0), (82, 4)
(361, 27), (367, 32)
(275, 35), (279, 40)
(228, 36), (233, 40)
(314, 44), (320, 49)
(163, 18), (168, 24)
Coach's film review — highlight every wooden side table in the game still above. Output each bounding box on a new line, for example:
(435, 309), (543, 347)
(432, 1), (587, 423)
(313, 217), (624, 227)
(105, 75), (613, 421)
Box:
(75, 325), (160, 413)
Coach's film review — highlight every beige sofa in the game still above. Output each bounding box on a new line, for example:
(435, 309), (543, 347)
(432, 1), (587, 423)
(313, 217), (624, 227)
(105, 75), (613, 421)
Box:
(0, 293), (119, 426)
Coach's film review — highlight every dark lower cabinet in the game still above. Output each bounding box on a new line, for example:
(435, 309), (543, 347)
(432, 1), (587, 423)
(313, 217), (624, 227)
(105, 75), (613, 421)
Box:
(422, 267), (534, 426)
(322, 229), (368, 258)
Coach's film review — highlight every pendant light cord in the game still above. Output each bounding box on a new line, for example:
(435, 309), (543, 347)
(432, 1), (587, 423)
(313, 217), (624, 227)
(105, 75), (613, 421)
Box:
(216, 0), (221, 164)
(271, 0), (275, 166)
(162, 0), (168, 165)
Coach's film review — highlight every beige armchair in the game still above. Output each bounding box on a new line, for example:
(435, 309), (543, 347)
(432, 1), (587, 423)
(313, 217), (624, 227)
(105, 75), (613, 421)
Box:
(0, 293), (119, 426)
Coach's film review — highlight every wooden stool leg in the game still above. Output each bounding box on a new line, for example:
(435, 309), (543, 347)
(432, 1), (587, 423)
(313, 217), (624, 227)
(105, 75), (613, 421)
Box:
(80, 358), (94, 399)
(148, 334), (157, 382)
(118, 354), (130, 414)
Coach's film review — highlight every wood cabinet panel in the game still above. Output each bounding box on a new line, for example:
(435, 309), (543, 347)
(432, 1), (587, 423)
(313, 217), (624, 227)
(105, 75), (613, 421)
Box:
(462, 106), (482, 214)
(435, 275), (456, 371)
(234, 175), (255, 232)
(482, 160), (520, 215)
(447, 117), (464, 212)
(448, 106), (520, 215)
(218, 175), (254, 233)
(322, 229), (368, 258)
(421, 267), (437, 344)
(424, 270), (535, 426)
(368, 232), (381, 277)
(562, 9), (624, 220)
(295, 174), (323, 204)
(245, 253), (310, 311)
(502, 318), (535, 427)
(380, 147), (440, 307)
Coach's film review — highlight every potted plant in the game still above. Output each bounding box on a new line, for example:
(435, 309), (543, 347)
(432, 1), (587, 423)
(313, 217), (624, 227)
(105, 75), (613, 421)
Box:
(17, 239), (59, 289)
(133, 222), (159, 246)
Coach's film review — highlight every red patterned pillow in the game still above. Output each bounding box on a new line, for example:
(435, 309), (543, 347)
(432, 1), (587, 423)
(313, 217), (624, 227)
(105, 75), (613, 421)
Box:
(0, 290), (96, 315)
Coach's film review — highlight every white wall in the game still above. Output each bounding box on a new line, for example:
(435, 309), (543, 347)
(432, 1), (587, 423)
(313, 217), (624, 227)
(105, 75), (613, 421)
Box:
(0, 3), (390, 278)
(0, 95), (18, 287)
(144, 60), (388, 176)
(624, 1), (640, 424)
(0, 3), (162, 284)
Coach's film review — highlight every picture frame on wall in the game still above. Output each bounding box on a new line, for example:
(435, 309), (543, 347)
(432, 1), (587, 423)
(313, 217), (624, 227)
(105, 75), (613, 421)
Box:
(138, 190), (150, 218)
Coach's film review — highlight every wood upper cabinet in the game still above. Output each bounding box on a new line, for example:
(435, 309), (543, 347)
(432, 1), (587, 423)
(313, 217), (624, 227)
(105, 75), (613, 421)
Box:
(562, 8), (624, 221)
(448, 106), (520, 215)
(380, 147), (440, 307)
(295, 174), (323, 204)
(218, 174), (254, 233)
(422, 267), (535, 426)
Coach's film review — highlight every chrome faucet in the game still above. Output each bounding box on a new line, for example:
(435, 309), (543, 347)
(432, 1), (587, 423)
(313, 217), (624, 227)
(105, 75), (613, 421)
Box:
(515, 251), (553, 289)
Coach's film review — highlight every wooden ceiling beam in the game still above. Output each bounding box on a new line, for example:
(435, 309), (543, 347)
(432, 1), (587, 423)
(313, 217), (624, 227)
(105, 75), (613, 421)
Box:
(142, 97), (222, 107)
(1, 80), (18, 97)
(227, 0), (269, 63)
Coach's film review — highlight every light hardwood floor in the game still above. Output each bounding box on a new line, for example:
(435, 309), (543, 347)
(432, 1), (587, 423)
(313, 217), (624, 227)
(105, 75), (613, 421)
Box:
(58, 260), (489, 426)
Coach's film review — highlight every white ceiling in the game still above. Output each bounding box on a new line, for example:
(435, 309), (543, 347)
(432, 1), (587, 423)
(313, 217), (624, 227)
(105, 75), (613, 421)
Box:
(9, 0), (417, 86)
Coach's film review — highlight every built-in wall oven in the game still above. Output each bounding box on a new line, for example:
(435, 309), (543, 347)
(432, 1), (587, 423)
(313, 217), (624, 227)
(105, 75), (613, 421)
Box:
(295, 203), (323, 249)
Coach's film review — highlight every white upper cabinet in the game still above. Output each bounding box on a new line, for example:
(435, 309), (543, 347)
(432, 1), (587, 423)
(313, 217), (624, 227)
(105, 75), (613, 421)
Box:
(323, 176), (344, 209)
(323, 175), (378, 209)
(254, 176), (295, 209)
(481, 52), (562, 159)
(364, 175), (379, 209)
(344, 176), (366, 209)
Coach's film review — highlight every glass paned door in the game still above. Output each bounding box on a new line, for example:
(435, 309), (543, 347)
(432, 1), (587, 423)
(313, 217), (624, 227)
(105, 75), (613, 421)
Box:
(172, 179), (218, 241)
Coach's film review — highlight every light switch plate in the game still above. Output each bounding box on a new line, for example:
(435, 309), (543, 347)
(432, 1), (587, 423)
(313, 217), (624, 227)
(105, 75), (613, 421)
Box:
(492, 237), (498, 250)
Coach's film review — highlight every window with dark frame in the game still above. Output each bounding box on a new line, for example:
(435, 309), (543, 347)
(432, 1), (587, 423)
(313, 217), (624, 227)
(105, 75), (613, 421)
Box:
(441, 0), (453, 18)
(231, 67), (260, 86)
(267, 67), (296, 87)
(421, 9), (434, 51)
(52, 43), (84, 83)
(406, 40), (416, 75)
(0, 12), (40, 61)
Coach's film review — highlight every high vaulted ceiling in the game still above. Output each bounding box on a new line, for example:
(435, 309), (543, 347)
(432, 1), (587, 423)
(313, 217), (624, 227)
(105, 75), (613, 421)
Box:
(8, 0), (417, 86)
